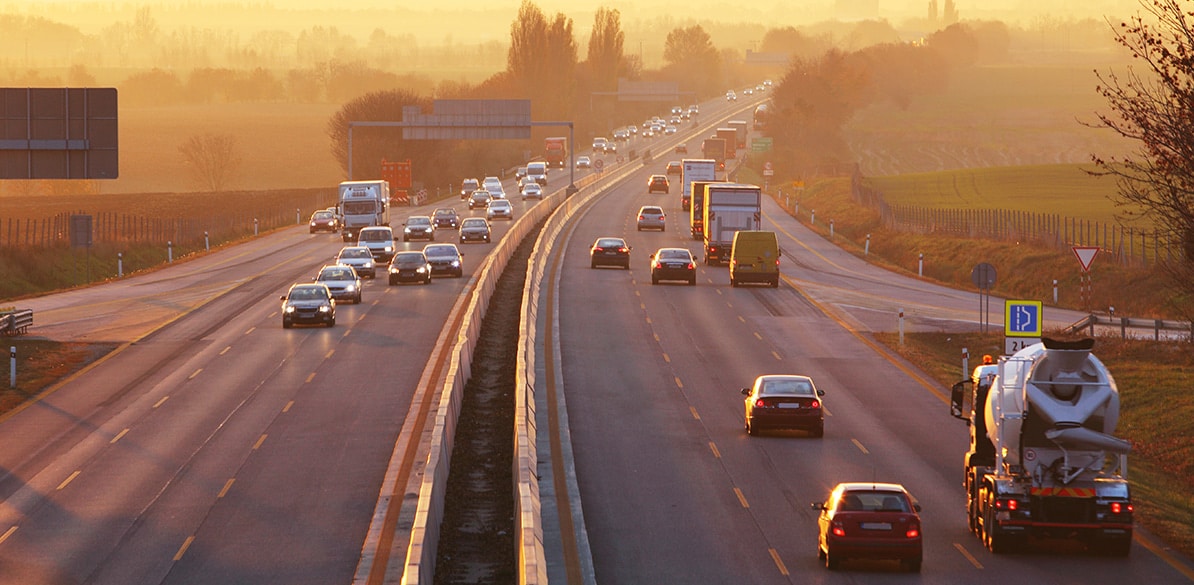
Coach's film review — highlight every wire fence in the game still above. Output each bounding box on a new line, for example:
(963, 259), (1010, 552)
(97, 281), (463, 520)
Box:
(1, 189), (339, 249)
(851, 172), (1186, 269)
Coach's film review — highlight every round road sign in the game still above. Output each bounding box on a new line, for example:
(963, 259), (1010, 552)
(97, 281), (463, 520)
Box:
(971, 262), (997, 289)
(594, 159), (604, 171)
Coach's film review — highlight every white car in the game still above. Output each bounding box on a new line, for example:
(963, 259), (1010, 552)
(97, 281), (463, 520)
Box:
(486, 199), (514, 221)
(576, 156), (592, 169)
(521, 183), (543, 200)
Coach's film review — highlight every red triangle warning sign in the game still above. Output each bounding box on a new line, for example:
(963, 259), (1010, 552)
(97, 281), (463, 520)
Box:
(1072, 246), (1099, 271)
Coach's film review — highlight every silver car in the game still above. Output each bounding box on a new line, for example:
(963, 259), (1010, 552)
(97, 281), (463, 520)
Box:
(335, 246), (376, 278)
(486, 199), (514, 221)
(636, 205), (666, 231)
(314, 264), (362, 304)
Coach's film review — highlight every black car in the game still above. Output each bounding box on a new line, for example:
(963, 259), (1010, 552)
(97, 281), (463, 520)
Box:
(649, 248), (696, 285)
(280, 283), (336, 328)
(433, 208), (460, 229)
(459, 217), (492, 243)
(468, 189), (492, 210)
(403, 216), (436, 242)
(388, 251), (433, 285)
(589, 237), (631, 269)
(423, 243), (465, 277)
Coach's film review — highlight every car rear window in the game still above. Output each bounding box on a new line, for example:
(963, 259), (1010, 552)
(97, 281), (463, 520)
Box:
(763, 379), (814, 396)
(839, 491), (910, 513)
(597, 238), (624, 248)
(657, 250), (689, 260)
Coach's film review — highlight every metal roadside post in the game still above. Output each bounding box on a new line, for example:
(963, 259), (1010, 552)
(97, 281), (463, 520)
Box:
(9, 346), (15, 389)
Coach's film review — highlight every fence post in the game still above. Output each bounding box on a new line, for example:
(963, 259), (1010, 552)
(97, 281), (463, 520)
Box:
(118, 252), (123, 277)
(918, 253), (924, 277)
(168, 241), (173, 263)
(865, 234), (871, 255)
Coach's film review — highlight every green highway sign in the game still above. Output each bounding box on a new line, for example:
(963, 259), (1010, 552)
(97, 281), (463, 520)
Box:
(751, 137), (772, 152)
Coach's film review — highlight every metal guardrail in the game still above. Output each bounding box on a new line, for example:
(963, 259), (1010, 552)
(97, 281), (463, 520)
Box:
(1, 309), (33, 336)
(1063, 313), (1192, 341)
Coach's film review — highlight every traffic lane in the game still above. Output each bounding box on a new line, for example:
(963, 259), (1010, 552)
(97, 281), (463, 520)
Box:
(760, 196), (1091, 333)
(18, 227), (342, 342)
(158, 280), (452, 585)
(0, 242), (465, 580)
(562, 180), (1185, 583)
(648, 262), (1186, 583)
(560, 230), (788, 584)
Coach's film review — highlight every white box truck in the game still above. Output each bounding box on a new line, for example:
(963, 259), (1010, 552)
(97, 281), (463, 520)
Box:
(338, 180), (391, 242)
(680, 159), (717, 212)
(702, 183), (761, 265)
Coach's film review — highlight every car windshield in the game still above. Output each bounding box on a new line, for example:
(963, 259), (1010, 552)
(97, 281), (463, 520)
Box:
(313, 211), (332, 219)
(435, 210), (454, 217)
(763, 378), (815, 396)
(394, 253), (425, 265)
(408, 217), (431, 226)
(838, 491), (910, 513)
(596, 238), (624, 248)
(424, 246), (458, 259)
(319, 268), (354, 280)
(462, 219), (487, 228)
(339, 248), (370, 259)
(657, 250), (689, 261)
(290, 287), (327, 301)
(360, 230), (390, 241)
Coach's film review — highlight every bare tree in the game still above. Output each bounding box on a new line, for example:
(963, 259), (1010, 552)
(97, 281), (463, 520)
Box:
(179, 133), (241, 192)
(1091, 0), (1194, 312)
(587, 7), (624, 90)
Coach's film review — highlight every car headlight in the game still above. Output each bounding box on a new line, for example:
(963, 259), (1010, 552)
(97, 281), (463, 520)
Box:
(310, 221), (317, 226)
(404, 227), (413, 234)
(345, 284), (356, 292)
(450, 260), (461, 267)
(363, 261), (373, 268)
(318, 305), (330, 313)
(285, 305), (296, 313)
(389, 265), (399, 273)
(384, 245), (393, 253)
(416, 266), (428, 273)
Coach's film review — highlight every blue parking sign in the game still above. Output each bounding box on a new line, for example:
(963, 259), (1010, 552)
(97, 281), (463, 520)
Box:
(1004, 300), (1042, 337)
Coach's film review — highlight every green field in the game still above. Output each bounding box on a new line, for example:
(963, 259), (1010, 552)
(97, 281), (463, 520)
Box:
(864, 164), (1128, 224)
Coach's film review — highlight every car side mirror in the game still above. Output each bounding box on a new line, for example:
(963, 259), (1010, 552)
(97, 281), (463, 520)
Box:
(740, 387), (752, 396)
(913, 503), (922, 512)
(279, 295), (287, 301)
(810, 502), (824, 511)
(816, 389), (825, 397)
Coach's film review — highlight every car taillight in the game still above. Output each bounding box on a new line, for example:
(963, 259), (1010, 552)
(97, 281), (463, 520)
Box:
(1110, 502), (1133, 514)
(810, 400), (820, 409)
(654, 262), (664, 269)
(686, 263), (695, 269)
(831, 522), (845, 537)
(639, 215), (645, 220)
(905, 525), (920, 538)
(618, 247), (629, 253)
(755, 399), (768, 408)
(593, 247), (604, 253)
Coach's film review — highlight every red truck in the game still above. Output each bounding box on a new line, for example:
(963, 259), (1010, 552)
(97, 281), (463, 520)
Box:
(545, 137), (568, 168)
(716, 128), (738, 160)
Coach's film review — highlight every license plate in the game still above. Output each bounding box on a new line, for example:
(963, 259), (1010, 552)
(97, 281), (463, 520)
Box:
(860, 522), (892, 530)
(666, 263), (684, 269)
(778, 403), (801, 409)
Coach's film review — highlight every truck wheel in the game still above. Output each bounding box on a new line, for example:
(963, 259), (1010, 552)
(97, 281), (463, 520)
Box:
(984, 497), (1015, 553)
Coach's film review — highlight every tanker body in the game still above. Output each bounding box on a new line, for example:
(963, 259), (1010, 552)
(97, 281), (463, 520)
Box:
(949, 338), (1133, 555)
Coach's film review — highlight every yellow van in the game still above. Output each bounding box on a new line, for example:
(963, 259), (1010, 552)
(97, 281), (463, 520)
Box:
(729, 231), (781, 287)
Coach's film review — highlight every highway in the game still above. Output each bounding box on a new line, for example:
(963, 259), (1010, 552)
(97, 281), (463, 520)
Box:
(545, 147), (1194, 583)
(2, 91), (1191, 585)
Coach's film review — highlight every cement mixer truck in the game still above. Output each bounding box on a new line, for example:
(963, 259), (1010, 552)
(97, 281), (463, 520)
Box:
(949, 338), (1133, 556)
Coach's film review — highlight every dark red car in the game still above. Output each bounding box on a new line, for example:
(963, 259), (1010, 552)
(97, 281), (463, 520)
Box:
(813, 482), (923, 572)
(741, 374), (825, 437)
(647, 174), (670, 194)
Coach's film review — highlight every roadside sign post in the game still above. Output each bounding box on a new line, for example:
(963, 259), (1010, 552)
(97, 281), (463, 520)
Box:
(1072, 246), (1099, 312)
(971, 262), (997, 333)
(1004, 300), (1043, 354)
